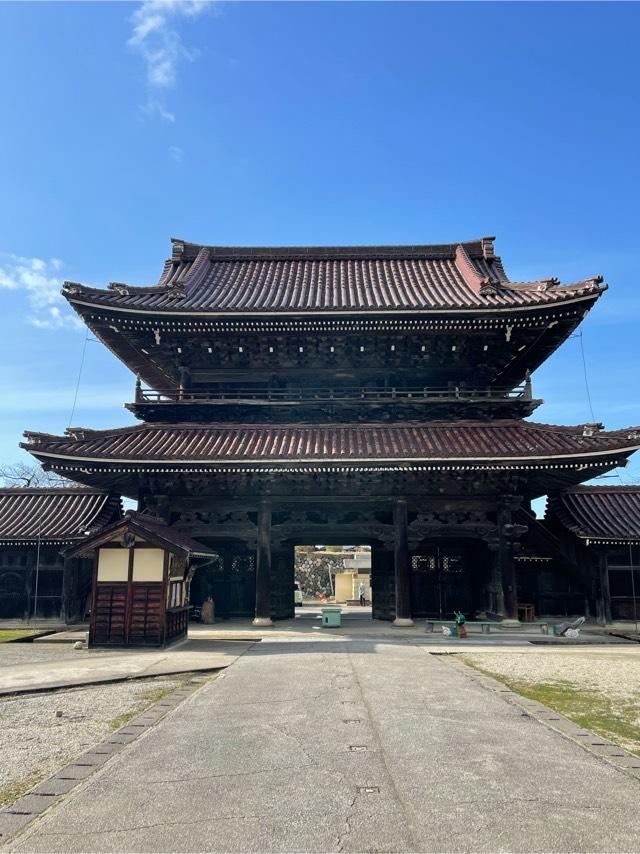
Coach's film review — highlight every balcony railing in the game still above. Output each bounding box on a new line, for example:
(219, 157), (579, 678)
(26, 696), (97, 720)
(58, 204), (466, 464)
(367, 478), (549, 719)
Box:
(134, 381), (532, 405)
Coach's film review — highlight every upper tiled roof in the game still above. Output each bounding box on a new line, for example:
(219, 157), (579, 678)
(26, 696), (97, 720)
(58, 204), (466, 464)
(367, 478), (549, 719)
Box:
(0, 488), (122, 544)
(62, 237), (606, 314)
(547, 486), (640, 542)
(22, 421), (640, 467)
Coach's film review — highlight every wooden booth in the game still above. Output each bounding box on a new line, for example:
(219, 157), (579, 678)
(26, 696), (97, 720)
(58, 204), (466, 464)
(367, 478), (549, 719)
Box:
(65, 511), (213, 647)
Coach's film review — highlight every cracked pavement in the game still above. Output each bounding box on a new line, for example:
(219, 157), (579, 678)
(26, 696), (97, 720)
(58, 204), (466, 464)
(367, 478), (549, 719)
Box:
(6, 638), (640, 853)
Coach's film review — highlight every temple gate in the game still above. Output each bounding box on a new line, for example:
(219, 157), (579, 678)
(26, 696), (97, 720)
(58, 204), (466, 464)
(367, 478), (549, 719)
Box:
(22, 236), (640, 634)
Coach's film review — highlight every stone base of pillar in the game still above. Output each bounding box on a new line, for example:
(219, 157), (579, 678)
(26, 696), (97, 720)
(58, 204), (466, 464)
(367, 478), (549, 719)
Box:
(252, 617), (274, 627)
(392, 617), (414, 627)
(498, 618), (521, 629)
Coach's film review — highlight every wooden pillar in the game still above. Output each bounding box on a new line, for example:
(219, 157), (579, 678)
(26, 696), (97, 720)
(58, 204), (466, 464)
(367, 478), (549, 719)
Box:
(253, 500), (273, 626)
(501, 540), (518, 622)
(393, 498), (413, 626)
(596, 551), (612, 625)
(496, 499), (527, 625)
(488, 549), (505, 616)
(61, 557), (75, 624)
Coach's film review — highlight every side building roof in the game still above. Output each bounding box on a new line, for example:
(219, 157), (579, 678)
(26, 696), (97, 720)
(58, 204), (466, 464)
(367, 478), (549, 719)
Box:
(547, 486), (640, 544)
(0, 488), (123, 545)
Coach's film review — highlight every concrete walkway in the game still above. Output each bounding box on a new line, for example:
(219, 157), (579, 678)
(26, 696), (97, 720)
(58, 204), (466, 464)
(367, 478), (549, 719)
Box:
(7, 637), (640, 853)
(0, 639), (249, 696)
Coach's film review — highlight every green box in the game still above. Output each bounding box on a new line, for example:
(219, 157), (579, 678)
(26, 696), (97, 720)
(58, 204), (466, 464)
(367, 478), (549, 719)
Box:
(321, 607), (342, 627)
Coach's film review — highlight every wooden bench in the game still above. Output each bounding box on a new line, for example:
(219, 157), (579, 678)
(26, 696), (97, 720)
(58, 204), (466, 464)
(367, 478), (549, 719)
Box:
(425, 619), (550, 635)
(425, 620), (495, 634)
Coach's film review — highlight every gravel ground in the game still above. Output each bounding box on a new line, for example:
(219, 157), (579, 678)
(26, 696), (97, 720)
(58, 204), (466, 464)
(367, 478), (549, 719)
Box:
(463, 650), (640, 703)
(0, 675), (184, 806)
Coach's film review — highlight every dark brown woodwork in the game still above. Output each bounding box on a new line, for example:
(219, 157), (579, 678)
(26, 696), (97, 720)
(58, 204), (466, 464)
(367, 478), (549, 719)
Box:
(255, 500), (272, 624)
(17, 237), (633, 633)
(393, 499), (412, 624)
(598, 552), (613, 625)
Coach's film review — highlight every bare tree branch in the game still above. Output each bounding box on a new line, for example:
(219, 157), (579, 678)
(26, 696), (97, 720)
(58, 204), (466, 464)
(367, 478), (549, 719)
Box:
(0, 462), (75, 488)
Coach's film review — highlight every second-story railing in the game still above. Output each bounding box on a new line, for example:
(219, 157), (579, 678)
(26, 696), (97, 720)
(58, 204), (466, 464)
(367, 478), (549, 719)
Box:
(134, 381), (533, 405)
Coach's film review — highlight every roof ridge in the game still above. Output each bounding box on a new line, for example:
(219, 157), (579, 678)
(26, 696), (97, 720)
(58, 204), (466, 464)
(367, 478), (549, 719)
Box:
(25, 420), (640, 436)
(169, 236), (493, 260)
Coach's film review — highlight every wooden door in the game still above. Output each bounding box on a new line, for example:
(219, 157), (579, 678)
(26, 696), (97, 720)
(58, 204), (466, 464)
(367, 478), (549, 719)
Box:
(411, 543), (471, 619)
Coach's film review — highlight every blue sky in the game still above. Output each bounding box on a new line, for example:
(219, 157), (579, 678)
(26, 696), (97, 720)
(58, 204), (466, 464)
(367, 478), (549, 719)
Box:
(1, 0), (639, 494)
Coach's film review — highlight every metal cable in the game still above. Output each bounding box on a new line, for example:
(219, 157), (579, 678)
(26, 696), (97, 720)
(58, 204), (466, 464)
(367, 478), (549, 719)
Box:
(67, 332), (89, 429)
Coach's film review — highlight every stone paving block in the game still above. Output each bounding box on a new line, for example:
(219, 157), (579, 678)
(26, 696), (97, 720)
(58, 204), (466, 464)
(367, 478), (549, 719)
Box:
(55, 764), (96, 780)
(543, 717), (584, 735)
(609, 755), (640, 768)
(75, 751), (112, 767)
(31, 777), (80, 796)
(107, 733), (137, 744)
(91, 741), (124, 754)
(5, 794), (59, 815)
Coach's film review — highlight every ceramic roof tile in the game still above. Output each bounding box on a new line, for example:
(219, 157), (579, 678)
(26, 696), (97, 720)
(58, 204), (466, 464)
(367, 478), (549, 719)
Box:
(547, 487), (640, 541)
(63, 238), (606, 315)
(22, 422), (640, 465)
(0, 488), (122, 543)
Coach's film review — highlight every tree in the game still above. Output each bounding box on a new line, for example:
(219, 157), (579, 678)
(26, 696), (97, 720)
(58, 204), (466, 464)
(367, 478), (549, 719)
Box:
(0, 462), (75, 488)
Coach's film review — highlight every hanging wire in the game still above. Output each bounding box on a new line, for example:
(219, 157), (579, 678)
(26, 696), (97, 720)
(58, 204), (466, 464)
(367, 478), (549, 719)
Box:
(67, 331), (89, 429)
(577, 328), (596, 423)
(575, 329), (638, 630)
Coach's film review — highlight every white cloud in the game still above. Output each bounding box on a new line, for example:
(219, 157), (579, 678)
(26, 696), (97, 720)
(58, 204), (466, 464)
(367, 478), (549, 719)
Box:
(168, 145), (183, 162)
(0, 254), (83, 331)
(128, 0), (211, 122)
(143, 98), (176, 123)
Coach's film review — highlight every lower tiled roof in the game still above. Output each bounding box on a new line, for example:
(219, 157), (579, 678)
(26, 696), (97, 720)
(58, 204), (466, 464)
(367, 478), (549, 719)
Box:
(547, 486), (640, 542)
(22, 421), (640, 467)
(0, 488), (122, 543)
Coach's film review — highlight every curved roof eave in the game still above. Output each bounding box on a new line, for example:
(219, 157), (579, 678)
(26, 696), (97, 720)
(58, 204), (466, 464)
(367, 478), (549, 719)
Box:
(64, 289), (604, 318)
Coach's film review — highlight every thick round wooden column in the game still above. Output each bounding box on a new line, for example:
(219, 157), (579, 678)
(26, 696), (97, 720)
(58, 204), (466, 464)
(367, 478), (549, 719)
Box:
(393, 498), (414, 626)
(253, 499), (273, 626)
(596, 551), (612, 625)
(501, 543), (518, 622)
(497, 500), (526, 625)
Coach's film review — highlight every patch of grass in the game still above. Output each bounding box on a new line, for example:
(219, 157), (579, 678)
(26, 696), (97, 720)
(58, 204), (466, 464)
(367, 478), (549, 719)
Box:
(464, 660), (640, 756)
(0, 772), (45, 809)
(0, 630), (38, 643)
(107, 681), (184, 731)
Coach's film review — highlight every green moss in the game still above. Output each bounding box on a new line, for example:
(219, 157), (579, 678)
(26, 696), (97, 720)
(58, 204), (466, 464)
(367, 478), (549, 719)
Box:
(464, 660), (640, 756)
(0, 773), (45, 809)
(0, 630), (39, 643)
(107, 680), (187, 731)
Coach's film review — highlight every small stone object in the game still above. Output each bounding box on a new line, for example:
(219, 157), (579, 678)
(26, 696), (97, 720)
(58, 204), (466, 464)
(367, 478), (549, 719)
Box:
(73, 641), (84, 650)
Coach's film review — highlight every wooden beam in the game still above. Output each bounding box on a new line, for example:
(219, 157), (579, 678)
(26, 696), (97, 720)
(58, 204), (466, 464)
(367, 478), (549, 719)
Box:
(393, 498), (413, 626)
(254, 499), (273, 626)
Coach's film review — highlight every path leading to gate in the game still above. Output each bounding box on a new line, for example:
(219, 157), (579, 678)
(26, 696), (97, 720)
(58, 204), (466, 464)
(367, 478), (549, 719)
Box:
(7, 638), (640, 853)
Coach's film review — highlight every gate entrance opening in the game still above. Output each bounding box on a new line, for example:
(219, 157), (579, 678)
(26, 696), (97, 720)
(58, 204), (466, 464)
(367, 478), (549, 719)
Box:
(294, 545), (372, 614)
